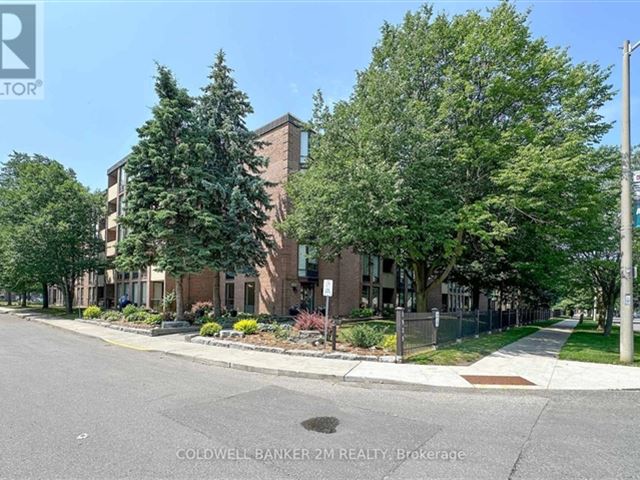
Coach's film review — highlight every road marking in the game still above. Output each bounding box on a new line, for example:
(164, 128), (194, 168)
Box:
(102, 338), (151, 351)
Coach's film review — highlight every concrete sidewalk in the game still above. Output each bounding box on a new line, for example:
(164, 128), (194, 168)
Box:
(3, 309), (640, 390)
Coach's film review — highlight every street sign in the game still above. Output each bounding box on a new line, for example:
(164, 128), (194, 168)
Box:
(635, 202), (640, 228)
(633, 170), (640, 183)
(323, 279), (333, 297)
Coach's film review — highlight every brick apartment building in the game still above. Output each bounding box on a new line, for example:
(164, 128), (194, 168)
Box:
(65, 113), (485, 316)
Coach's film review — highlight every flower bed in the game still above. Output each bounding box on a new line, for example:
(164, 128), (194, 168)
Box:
(192, 312), (398, 362)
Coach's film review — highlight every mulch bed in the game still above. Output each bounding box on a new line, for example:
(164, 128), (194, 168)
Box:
(228, 331), (391, 357)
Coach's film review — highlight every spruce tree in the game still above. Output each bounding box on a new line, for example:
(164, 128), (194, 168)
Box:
(195, 50), (273, 314)
(117, 65), (219, 319)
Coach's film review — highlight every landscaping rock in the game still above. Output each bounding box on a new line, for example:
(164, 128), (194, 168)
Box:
(219, 329), (244, 338)
(161, 320), (190, 328)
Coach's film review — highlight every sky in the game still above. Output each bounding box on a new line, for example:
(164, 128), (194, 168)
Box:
(2, 0), (640, 191)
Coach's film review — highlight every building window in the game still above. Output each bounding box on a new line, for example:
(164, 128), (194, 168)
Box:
(131, 282), (138, 306)
(151, 282), (164, 311)
(118, 168), (127, 193)
(382, 258), (394, 274)
(300, 131), (310, 168)
(361, 285), (370, 308)
(225, 283), (235, 310)
(298, 245), (318, 278)
(371, 256), (380, 284)
(382, 288), (394, 308)
(362, 255), (370, 283)
(371, 287), (380, 310)
(225, 272), (235, 280)
(140, 282), (147, 308)
(244, 282), (256, 314)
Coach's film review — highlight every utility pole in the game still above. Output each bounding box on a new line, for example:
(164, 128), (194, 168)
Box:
(620, 39), (639, 363)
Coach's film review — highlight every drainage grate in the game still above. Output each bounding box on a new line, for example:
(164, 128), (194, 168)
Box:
(301, 416), (339, 434)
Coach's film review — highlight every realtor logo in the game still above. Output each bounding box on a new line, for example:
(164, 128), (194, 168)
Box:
(0, 2), (42, 99)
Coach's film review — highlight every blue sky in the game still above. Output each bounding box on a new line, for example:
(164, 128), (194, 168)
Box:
(2, 0), (640, 190)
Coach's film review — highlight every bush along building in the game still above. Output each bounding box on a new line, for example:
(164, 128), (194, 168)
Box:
(71, 113), (487, 316)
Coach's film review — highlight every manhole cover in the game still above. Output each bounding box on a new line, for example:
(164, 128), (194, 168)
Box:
(301, 416), (339, 434)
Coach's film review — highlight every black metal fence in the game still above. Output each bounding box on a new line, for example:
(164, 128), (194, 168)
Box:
(395, 307), (561, 358)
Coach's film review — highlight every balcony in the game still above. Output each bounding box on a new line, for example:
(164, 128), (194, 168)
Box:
(107, 182), (119, 201)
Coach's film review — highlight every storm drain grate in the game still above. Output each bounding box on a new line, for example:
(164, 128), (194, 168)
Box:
(461, 375), (536, 386)
(301, 416), (339, 434)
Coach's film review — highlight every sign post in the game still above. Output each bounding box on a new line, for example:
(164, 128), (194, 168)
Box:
(322, 279), (333, 347)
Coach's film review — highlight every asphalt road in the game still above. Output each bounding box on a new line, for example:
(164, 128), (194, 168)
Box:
(1, 312), (639, 480)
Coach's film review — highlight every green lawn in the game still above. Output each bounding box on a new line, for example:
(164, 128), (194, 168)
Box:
(408, 318), (562, 366)
(559, 321), (640, 366)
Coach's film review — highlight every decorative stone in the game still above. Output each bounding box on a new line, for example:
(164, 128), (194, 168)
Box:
(161, 320), (190, 328)
(219, 329), (244, 338)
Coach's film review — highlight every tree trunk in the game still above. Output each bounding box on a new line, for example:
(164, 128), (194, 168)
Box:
(42, 283), (49, 309)
(471, 285), (480, 311)
(603, 293), (615, 336)
(21, 291), (27, 307)
(212, 271), (221, 316)
(62, 281), (74, 314)
(413, 262), (429, 312)
(175, 275), (184, 321)
(6, 290), (12, 306)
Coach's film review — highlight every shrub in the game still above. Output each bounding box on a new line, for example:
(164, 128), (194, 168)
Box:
(144, 314), (163, 325)
(161, 311), (175, 322)
(122, 304), (139, 319)
(162, 291), (176, 311)
(350, 307), (375, 319)
(381, 307), (396, 319)
(126, 310), (150, 323)
(182, 311), (196, 324)
(191, 301), (214, 318)
(200, 322), (222, 337)
(83, 305), (102, 319)
(233, 319), (259, 334)
(342, 324), (385, 348)
(100, 310), (123, 322)
(274, 324), (292, 340)
(294, 310), (330, 331)
(380, 334), (396, 352)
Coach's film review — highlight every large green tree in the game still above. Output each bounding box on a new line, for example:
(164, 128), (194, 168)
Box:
(195, 51), (273, 314)
(0, 153), (104, 313)
(281, 2), (613, 311)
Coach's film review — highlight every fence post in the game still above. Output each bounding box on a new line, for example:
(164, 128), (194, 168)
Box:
(395, 307), (404, 362)
(457, 310), (463, 342)
(489, 309), (493, 334)
(475, 309), (480, 338)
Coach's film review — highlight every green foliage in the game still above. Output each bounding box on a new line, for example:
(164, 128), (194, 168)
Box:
(280, 3), (613, 311)
(380, 334), (396, 352)
(341, 324), (385, 348)
(0, 153), (105, 313)
(82, 305), (102, 319)
(349, 307), (375, 319)
(100, 310), (123, 322)
(233, 319), (258, 335)
(126, 310), (150, 323)
(117, 54), (273, 319)
(122, 304), (140, 319)
(273, 324), (292, 341)
(144, 314), (163, 325)
(200, 321), (222, 337)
